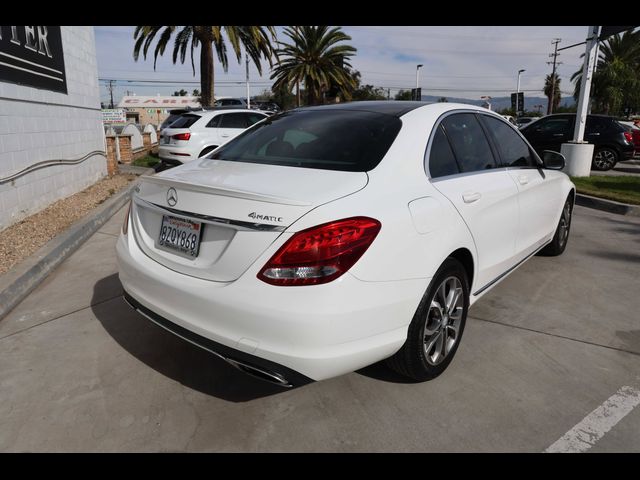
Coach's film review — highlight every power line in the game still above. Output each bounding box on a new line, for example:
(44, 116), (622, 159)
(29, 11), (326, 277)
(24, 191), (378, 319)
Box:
(99, 78), (273, 85)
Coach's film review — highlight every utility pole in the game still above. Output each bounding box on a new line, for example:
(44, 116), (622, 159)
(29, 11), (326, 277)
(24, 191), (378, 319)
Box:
(106, 80), (115, 109)
(547, 39), (562, 115)
(387, 88), (390, 101)
(293, 26), (301, 107)
(245, 51), (250, 109)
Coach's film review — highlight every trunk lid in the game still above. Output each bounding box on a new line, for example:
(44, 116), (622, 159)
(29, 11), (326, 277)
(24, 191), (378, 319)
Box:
(131, 159), (368, 282)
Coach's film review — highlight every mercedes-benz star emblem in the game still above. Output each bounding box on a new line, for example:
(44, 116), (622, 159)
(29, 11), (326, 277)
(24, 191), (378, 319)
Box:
(167, 187), (178, 207)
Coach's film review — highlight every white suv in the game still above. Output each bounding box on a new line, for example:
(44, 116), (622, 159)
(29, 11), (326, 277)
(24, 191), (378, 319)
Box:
(159, 109), (269, 164)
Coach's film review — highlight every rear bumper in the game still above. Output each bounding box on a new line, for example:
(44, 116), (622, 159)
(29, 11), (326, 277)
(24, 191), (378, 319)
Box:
(123, 292), (312, 387)
(621, 147), (635, 160)
(116, 229), (427, 382)
(158, 145), (195, 163)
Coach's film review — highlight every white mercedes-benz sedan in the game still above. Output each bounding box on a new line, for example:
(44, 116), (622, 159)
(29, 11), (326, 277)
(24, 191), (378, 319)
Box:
(117, 101), (575, 387)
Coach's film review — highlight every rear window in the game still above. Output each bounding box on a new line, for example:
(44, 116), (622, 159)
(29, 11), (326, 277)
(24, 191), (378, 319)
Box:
(168, 114), (201, 129)
(208, 110), (402, 172)
(160, 114), (181, 130)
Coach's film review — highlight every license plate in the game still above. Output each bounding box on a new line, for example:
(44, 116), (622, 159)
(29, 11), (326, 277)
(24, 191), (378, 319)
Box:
(157, 215), (202, 258)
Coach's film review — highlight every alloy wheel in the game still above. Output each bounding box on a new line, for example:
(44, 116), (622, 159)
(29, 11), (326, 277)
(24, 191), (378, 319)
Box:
(594, 149), (616, 170)
(558, 200), (571, 248)
(423, 276), (464, 366)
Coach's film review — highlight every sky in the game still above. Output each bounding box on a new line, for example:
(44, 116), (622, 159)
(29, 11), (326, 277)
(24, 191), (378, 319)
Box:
(94, 26), (590, 105)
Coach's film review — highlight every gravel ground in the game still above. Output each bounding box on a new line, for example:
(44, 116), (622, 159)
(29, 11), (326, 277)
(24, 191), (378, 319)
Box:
(0, 174), (136, 276)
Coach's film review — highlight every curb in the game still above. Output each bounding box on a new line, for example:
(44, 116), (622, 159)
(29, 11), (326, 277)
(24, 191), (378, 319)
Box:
(0, 171), (151, 321)
(576, 193), (640, 217)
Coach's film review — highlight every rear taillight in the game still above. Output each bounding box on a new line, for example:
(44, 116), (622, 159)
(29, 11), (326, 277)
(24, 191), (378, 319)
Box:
(258, 217), (381, 286)
(624, 131), (633, 143)
(122, 201), (131, 235)
(173, 132), (191, 141)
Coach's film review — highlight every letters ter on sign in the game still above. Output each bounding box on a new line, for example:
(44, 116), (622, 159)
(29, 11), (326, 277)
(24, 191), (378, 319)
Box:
(0, 26), (67, 94)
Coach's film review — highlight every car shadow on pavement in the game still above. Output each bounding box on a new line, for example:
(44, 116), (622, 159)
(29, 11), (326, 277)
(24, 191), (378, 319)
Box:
(585, 250), (640, 264)
(91, 274), (296, 402)
(356, 362), (422, 384)
(615, 330), (640, 354)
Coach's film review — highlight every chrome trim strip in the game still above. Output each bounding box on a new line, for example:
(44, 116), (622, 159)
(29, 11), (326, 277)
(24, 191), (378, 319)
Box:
(134, 196), (287, 232)
(472, 241), (550, 296)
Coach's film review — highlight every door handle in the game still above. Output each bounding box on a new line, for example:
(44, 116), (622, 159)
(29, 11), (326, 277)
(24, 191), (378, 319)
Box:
(462, 192), (482, 203)
(552, 133), (565, 137)
(588, 132), (600, 136)
(221, 134), (230, 138)
(517, 175), (529, 185)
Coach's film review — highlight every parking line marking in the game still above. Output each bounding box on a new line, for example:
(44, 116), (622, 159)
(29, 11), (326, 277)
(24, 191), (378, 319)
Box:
(545, 386), (640, 453)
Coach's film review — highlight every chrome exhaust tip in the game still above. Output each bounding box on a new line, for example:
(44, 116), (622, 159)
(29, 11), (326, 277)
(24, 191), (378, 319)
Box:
(226, 358), (293, 388)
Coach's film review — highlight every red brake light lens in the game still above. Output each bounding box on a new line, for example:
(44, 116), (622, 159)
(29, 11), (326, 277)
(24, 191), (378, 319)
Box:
(258, 217), (381, 286)
(173, 132), (191, 141)
(623, 131), (633, 143)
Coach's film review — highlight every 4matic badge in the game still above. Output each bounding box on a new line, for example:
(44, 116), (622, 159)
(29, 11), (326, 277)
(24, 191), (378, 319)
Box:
(248, 212), (283, 223)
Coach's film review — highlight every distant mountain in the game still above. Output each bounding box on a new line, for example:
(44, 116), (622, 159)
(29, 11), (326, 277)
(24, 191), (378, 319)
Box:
(420, 94), (575, 112)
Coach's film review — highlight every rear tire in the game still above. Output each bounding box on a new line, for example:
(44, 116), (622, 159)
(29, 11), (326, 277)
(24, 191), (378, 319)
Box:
(387, 258), (469, 381)
(592, 147), (618, 171)
(539, 194), (573, 256)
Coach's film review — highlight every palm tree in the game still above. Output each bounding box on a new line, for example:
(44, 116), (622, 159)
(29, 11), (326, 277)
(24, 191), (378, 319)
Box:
(544, 73), (561, 114)
(270, 26), (357, 106)
(133, 26), (277, 107)
(571, 30), (640, 115)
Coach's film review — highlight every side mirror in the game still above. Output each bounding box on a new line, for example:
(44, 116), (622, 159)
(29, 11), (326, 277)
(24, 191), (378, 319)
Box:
(542, 150), (565, 170)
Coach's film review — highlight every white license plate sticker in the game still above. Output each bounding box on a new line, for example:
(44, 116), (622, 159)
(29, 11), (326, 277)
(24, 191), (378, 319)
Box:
(157, 215), (202, 258)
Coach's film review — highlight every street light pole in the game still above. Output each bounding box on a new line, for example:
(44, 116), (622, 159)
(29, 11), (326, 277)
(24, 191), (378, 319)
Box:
(415, 64), (423, 100)
(517, 69), (525, 115)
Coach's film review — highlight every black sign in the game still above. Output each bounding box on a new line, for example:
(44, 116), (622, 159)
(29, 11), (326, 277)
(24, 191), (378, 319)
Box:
(0, 26), (67, 94)
(511, 92), (525, 113)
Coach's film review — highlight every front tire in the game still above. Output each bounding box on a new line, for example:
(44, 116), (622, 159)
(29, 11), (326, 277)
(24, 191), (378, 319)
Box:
(592, 147), (618, 171)
(539, 194), (573, 256)
(387, 258), (469, 381)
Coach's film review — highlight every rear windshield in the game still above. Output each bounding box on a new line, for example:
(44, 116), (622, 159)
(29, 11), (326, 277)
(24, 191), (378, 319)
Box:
(160, 114), (181, 129)
(168, 114), (201, 129)
(208, 109), (402, 172)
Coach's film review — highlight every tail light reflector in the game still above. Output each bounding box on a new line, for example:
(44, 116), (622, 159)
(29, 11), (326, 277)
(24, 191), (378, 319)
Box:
(173, 132), (191, 141)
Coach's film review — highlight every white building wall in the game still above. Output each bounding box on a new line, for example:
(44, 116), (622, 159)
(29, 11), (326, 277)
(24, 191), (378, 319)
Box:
(0, 26), (106, 231)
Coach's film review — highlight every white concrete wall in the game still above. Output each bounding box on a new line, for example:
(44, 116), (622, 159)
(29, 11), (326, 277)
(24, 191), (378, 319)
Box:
(122, 124), (143, 151)
(0, 26), (106, 231)
(144, 124), (158, 144)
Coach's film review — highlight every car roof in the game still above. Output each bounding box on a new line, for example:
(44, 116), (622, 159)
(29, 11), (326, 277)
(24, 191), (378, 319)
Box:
(543, 113), (618, 120)
(183, 108), (269, 118)
(297, 101), (428, 117)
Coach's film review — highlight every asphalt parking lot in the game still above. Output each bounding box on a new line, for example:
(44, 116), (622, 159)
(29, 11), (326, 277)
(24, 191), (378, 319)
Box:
(1, 205), (639, 452)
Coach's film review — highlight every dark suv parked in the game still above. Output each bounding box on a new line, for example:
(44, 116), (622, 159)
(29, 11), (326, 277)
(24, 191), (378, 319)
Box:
(520, 114), (635, 171)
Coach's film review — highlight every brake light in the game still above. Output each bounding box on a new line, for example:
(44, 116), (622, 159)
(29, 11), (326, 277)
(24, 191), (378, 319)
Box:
(173, 132), (191, 141)
(258, 217), (381, 286)
(624, 131), (633, 143)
